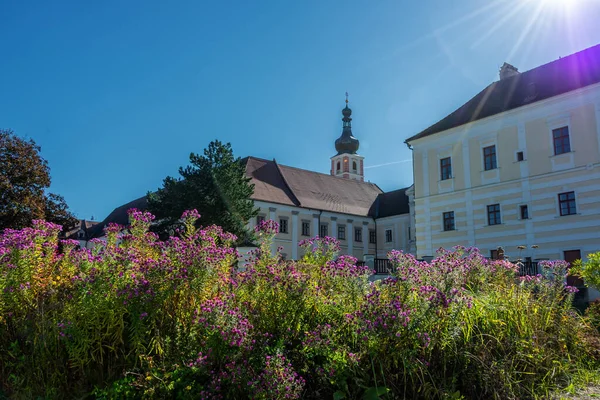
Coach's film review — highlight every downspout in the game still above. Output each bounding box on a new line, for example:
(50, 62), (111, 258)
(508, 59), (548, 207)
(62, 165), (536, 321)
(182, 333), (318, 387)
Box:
(318, 210), (322, 236)
(374, 217), (377, 260)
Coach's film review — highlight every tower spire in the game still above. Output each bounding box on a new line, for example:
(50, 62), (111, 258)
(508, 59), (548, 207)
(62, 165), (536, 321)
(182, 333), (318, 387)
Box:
(330, 95), (364, 181)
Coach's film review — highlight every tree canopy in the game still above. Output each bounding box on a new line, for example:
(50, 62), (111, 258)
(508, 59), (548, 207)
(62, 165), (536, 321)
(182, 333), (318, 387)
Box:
(0, 128), (77, 231)
(147, 140), (257, 243)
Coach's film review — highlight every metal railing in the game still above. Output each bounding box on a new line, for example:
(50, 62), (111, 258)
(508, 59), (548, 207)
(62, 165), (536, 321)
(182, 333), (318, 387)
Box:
(515, 260), (539, 276)
(358, 258), (541, 277)
(374, 258), (393, 275)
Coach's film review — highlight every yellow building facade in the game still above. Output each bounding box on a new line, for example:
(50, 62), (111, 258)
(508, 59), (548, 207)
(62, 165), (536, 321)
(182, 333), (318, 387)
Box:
(406, 45), (600, 267)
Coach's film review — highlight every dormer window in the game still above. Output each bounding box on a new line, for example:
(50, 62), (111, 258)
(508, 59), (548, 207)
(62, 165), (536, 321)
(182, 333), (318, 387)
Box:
(78, 231), (85, 239)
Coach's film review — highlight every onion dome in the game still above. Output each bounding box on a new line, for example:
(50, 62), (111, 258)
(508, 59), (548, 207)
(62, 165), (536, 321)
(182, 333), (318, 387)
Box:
(335, 94), (359, 155)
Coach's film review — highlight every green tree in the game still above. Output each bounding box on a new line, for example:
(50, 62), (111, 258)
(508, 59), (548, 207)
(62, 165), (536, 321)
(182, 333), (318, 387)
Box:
(0, 128), (77, 231)
(147, 140), (257, 242)
(572, 252), (600, 290)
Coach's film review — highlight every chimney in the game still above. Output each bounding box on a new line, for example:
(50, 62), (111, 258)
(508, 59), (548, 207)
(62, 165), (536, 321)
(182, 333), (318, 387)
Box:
(499, 62), (519, 80)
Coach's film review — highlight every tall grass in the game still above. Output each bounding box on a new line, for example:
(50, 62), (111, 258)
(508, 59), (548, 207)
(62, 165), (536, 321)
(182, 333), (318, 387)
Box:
(0, 213), (598, 399)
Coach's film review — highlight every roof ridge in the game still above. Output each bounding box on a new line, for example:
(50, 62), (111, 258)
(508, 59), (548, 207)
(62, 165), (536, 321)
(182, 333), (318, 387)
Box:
(506, 43), (600, 79)
(247, 155), (381, 188)
(272, 159), (302, 207)
(406, 43), (600, 142)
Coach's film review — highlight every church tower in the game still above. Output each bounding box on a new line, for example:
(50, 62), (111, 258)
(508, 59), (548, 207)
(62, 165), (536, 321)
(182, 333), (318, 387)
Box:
(330, 94), (364, 181)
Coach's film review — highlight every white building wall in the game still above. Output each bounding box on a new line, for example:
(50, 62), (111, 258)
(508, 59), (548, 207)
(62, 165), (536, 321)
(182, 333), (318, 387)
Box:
(409, 82), (600, 265)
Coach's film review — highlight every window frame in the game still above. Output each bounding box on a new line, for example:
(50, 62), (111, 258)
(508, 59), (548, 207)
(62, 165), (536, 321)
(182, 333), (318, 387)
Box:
(337, 225), (346, 240)
(558, 191), (577, 216)
(490, 249), (499, 260)
(320, 223), (328, 238)
(301, 221), (311, 236)
(440, 157), (452, 181)
(354, 227), (362, 242)
(385, 229), (393, 243)
(483, 145), (497, 171)
(520, 205), (529, 220)
(369, 229), (376, 244)
(516, 151), (524, 162)
(442, 211), (455, 231)
(279, 218), (288, 234)
(256, 215), (266, 225)
(487, 204), (501, 226)
(552, 126), (571, 155)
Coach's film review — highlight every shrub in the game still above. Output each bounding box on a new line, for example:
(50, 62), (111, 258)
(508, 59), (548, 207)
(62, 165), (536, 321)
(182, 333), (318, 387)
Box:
(1, 214), (599, 399)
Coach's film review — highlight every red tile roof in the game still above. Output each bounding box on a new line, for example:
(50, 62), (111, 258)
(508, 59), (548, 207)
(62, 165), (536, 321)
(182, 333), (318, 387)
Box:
(245, 157), (384, 217)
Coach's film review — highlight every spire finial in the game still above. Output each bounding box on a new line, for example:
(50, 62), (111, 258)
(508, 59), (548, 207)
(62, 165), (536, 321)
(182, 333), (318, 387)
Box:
(345, 91), (349, 104)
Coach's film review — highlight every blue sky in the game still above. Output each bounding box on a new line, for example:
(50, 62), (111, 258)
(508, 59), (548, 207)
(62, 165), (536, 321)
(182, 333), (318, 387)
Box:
(2, 0), (600, 221)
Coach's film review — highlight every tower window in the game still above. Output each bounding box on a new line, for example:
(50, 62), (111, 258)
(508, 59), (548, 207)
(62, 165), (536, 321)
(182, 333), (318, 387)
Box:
(352, 161), (357, 171)
(336, 161), (340, 171)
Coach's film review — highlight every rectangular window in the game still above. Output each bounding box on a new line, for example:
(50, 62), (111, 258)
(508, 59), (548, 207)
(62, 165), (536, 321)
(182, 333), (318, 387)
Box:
(355, 227), (362, 242)
(337, 225), (346, 240)
(487, 204), (501, 226)
(279, 218), (288, 233)
(256, 215), (265, 225)
(490, 249), (499, 260)
(520, 205), (529, 220)
(385, 229), (393, 243)
(369, 229), (376, 244)
(483, 145), (497, 171)
(301, 221), (310, 236)
(320, 223), (328, 238)
(553, 126), (571, 155)
(408, 226), (411, 240)
(559, 191), (576, 216)
(516, 151), (524, 162)
(443, 211), (455, 231)
(440, 157), (452, 180)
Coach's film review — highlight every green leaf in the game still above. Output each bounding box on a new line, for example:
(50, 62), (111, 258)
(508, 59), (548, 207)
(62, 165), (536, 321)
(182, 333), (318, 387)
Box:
(362, 386), (390, 400)
(333, 391), (346, 400)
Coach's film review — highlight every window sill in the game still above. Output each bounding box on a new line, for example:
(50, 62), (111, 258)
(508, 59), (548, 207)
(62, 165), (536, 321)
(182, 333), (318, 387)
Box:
(550, 151), (574, 158)
(557, 213), (580, 218)
(439, 177), (454, 183)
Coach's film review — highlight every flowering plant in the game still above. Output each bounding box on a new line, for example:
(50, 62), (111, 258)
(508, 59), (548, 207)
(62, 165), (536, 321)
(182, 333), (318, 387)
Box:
(0, 214), (598, 399)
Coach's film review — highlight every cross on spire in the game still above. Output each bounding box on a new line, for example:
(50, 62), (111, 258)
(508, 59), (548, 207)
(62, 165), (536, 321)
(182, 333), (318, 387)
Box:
(345, 91), (349, 104)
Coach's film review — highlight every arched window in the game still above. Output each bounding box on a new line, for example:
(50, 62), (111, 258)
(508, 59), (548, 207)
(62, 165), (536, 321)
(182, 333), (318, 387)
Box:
(336, 161), (341, 171)
(352, 161), (357, 171)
